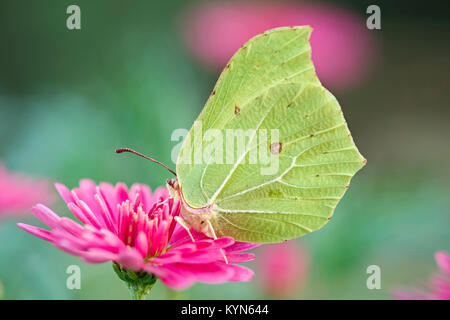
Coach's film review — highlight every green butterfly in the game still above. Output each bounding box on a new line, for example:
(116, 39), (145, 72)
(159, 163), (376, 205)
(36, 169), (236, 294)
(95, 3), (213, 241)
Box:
(122, 26), (366, 244)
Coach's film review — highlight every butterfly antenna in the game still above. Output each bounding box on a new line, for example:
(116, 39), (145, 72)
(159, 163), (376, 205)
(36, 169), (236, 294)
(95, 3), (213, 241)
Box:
(115, 148), (177, 177)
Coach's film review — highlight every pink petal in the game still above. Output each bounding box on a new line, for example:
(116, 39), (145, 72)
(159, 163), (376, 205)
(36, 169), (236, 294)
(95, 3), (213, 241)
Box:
(67, 202), (90, 225)
(81, 248), (119, 263)
(56, 217), (84, 236)
(115, 183), (129, 204)
(115, 248), (145, 271)
(55, 183), (74, 204)
(435, 251), (450, 275)
(135, 231), (149, 258)
(94, 190), (116, 233)
(228, 265), (255, 282)
(146, 265), (195, 290)
(98, 182), (118, 223)
(166, 263), (235, 284)
(75, 200), (103, 229)
(17, 223), (53, 242)
(226, 242), (260, 252)
(212, 237), (235, 248)
(225, 252), (256, 263)
(30, 204), (61, 229)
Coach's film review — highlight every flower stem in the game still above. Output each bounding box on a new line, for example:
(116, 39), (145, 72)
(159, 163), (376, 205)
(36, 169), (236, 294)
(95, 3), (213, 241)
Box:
(113, 263), (157, 300)
(128, 282), (153, 300)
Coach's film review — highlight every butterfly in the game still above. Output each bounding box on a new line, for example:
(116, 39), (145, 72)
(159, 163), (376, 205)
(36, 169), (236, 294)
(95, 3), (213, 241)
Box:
(118, 26), (366, 244)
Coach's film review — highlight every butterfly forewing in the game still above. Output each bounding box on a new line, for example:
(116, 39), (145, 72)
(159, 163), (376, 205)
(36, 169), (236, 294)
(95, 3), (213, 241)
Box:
(177, 26), (365, 243)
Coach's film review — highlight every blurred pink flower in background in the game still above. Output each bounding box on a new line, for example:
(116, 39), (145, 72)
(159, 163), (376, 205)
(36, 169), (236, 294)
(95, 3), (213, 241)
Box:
(395, 251), (450, 300)
(18, 180), (258, 292)
(256, 241), (309, 298)
(0, 162), (53, 220)
(181, 1), (377, 91)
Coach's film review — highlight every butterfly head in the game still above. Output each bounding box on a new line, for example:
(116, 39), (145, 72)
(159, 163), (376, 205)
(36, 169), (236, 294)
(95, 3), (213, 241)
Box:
(166, 177), (218, 238)
(166, 177), (180, 201)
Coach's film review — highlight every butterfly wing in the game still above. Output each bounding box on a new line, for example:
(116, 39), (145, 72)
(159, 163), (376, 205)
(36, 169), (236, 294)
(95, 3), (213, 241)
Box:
(177, 26), (366, 243)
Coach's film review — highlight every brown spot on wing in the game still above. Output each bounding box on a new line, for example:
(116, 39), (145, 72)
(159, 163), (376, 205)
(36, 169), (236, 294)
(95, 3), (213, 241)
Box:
(234, 105), (240, 115)
(270, 142), (282, 155)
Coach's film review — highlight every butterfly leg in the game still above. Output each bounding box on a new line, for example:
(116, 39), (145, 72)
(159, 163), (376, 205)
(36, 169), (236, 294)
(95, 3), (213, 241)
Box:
(207, 220), (229, 264)
(174, 216), (195, 242)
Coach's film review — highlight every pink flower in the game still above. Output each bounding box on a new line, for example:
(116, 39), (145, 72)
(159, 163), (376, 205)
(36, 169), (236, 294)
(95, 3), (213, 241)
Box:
(181, 1), (376, 91)
(395, 251), (450, 300)
(256, 241), (309, 298)
(0, 162), (53, 219)
(18, 179), (258, 294)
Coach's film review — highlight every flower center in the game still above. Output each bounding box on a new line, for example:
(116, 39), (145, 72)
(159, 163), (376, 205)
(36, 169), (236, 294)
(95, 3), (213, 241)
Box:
(117, 196), (176, 259)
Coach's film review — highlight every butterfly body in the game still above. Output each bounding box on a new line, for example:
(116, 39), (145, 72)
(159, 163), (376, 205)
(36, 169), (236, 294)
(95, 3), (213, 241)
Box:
(167, 177), (217, 238)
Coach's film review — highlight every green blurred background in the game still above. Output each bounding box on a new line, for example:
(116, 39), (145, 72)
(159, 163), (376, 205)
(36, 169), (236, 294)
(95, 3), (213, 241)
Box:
(0, 0), (449, 299)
